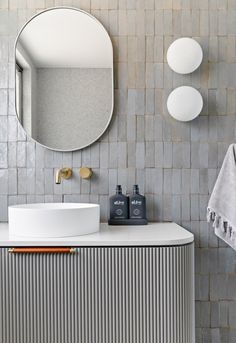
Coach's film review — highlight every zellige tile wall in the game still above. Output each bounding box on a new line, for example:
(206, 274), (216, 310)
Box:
(1, 0), (236, 341)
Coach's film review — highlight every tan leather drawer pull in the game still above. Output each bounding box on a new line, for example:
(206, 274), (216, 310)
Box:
(8, 248), (76, 254)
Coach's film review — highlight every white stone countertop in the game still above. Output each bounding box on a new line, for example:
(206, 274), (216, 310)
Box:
(0, 222), (194, 247)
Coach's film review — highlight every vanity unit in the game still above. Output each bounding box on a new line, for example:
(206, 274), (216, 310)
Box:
(0, 222), (194, 343)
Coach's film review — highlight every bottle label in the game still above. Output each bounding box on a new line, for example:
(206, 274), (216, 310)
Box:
(114, 200), (125, 205)
(131, 200), (142, 205)
(130, 195), (146, 219)
(115, 209), (123, 216)
(110, 195), (128, 219)
(133, 209), (141, 216)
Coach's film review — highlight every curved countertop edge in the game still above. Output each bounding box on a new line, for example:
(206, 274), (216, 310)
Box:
(0, 222), (194, 247)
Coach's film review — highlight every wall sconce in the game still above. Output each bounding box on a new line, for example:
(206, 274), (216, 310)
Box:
(167, 37), (203, 74)
(167, 86), (203, 122)
(166, 37), (203, 121)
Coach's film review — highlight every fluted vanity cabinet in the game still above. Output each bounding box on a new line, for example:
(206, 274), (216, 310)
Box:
(0, 223), (194, 343)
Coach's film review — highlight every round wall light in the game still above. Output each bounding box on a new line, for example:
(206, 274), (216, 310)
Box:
(167, 37), (203, 74)
(167, 86), (203, 122)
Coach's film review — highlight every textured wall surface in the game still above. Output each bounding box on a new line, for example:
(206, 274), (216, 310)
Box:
(36, 68), (112, 150)
(0, 0), (236, 342)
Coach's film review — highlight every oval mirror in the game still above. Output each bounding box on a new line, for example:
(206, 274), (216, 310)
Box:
(15, 7), (113, 151)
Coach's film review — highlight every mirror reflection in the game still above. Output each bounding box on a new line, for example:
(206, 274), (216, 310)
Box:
(15, 8), (113, 151)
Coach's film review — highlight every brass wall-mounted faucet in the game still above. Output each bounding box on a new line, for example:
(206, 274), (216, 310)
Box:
(79, 167), (93, 179)
(55, 168), (72, 184)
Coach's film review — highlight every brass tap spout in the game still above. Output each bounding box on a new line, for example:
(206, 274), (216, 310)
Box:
(55, 168), (72, 184)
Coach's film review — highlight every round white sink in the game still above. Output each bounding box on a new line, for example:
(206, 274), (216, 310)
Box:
(8, 203), (100, 238)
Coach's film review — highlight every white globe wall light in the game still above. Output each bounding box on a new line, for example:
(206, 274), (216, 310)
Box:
(167, 86), (203, 122)
(167, 37), (203, 74)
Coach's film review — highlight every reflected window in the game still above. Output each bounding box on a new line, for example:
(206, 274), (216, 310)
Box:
(16, 64), (23, 121)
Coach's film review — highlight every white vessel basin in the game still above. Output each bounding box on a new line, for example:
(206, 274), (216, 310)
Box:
(8, 203), (100, 238)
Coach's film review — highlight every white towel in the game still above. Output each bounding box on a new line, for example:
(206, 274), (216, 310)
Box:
(207, 144), (236, 249)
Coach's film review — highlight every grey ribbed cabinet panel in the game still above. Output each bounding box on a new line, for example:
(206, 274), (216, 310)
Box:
(0, 244), (194, 343)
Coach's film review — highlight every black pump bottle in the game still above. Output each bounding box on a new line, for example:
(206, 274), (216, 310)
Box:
(109, 185), (129, 220)
(129, 185), (146, 219)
